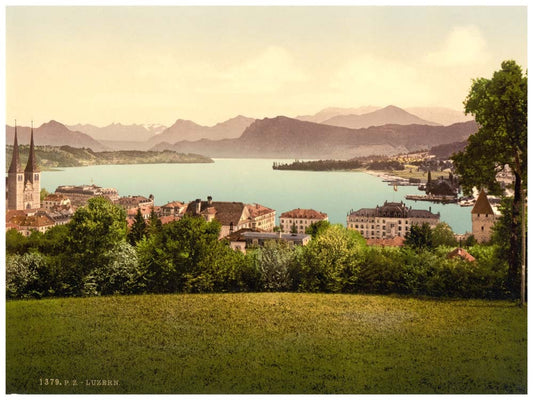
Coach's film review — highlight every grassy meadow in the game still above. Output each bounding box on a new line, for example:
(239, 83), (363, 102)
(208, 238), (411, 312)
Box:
(6, 293), (527, 394)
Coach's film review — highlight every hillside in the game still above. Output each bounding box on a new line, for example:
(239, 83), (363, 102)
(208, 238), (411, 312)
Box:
(429, 140), (468, 160)
(321, 105), (440, 129)
(6, 293), (526, 394)
(155, 116), (478, 159)
(5, 145), (213, 170)
(6, 121), (108, 151)
(147, 115), (255, 146)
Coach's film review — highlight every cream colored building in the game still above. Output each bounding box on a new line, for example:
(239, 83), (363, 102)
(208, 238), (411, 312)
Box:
(186, 196), (276, 238)
(279, 208), (328, 234)
(247, 203), (276, 231)
(347, 201), (440, 239)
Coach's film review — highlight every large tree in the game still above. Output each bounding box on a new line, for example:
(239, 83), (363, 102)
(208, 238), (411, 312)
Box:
(452, 60), (527, 297)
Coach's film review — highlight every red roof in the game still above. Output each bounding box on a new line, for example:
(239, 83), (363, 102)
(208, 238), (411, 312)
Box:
(247, 203), (275, 218)
(280, 208), (327, 219)
(447, 248), (476, 262)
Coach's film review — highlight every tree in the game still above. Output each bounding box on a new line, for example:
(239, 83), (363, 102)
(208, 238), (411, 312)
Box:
(253, 240), (295, 291)
(128, 207), (147, 245)
(300, 225), (364, 292)
(147, 207), (162, 236)
(305, 220), (331, 238)
(66, 197), (128, 281)
(40, 188), (50, 202)
(452, 60), (527, 297)
(404, 223), (433, 250)
(290, 223), (298, 234)
(431, 222), (458, 248)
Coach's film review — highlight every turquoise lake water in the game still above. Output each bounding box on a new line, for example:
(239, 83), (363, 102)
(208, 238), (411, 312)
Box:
(41, 158), (472, 234)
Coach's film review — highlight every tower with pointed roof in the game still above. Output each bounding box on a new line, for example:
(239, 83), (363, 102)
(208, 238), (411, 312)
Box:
(7, 122), (41, 210)
(471, 189), (496, 243)
(7, 124), (25, 210)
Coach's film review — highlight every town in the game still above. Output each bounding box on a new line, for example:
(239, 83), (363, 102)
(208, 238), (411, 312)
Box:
(6, 126), (498, 254)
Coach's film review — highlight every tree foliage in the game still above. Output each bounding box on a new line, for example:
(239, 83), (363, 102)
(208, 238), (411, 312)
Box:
(452, 60), (527, 297)
(404, 223), (433, 251)
(431, 222), (458, 248)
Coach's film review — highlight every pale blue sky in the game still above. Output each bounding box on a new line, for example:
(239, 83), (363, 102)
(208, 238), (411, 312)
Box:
(6, 6), (527, 126)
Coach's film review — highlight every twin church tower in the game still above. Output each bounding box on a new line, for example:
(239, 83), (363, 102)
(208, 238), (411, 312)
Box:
(7, 123), (41, 210)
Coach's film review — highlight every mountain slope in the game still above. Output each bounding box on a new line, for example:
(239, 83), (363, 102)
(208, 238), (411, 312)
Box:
(321, 105), (440, 129)
(6, 121), (108, 151)
(147, 115), (255, 146)
(154, 116), (478, 159)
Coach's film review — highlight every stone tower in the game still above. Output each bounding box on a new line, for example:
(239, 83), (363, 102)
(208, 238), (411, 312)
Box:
(7, 122), (41, 210)
(471, 189), (496, 243)
(7, 124), (25, 210)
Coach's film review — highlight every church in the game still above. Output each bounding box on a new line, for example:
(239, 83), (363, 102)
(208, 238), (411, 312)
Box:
(6, 124), (41, 210)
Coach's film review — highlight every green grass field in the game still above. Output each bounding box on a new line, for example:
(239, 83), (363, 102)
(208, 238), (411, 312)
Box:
(6, 293), (527, 394)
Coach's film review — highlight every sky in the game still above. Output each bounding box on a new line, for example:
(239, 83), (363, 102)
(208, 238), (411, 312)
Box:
(5, 5), (528, 127)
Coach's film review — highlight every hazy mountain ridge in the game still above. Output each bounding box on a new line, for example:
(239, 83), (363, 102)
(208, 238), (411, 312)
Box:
(147, 115), (256, 145)
(153, 116), (478, 159)
(296, 106), (381, 123)
(6, 120), (108, 151)
(321, 105), (440, 129)
(68, 122), (167, 142)
(297, 105), (472, 127)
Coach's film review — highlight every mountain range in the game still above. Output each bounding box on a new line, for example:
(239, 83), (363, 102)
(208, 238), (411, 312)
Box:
(152, 116), (478, 159)
(296, 105), (471, 126)
(6, 120), (108, 151)
(6, 105), (476, 158)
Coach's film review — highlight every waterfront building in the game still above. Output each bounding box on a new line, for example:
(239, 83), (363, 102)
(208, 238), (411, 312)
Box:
(279, 208), (328, 234)
(471, 189), (498, 243)
(54, 184), (119, 206)
(7, 124), (41, 210)
(346, 201), (440, 239)
(185, 196), (277, 238)
(185, 196), (251, 238)
(246, 203), (276, 232)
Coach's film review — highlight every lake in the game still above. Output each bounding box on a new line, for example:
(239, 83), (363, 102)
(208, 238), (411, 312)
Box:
(41, 158), (472, 234)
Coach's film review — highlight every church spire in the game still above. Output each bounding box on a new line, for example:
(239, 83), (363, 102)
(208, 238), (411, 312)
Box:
(8, 120), (22, 173)
(25, 121), (39, 173)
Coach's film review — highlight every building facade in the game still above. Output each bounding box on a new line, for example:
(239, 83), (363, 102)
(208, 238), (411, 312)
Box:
(7, 125), (41, 210)
(471, 189), (497, 243)
(279, 208), (328, 234)
(246, 203), (276, 231)
(346, 201), (440, 239)
(54, 184), (119, 206)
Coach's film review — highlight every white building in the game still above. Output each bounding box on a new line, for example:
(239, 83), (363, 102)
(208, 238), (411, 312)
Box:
(346, 201), (440, 239)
